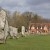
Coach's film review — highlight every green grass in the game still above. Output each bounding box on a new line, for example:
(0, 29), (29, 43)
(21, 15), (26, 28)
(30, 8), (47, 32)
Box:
(0, 35), (50, 50)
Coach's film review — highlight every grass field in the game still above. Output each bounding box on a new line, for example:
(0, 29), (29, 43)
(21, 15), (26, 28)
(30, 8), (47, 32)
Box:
(0, 34), (50, 50)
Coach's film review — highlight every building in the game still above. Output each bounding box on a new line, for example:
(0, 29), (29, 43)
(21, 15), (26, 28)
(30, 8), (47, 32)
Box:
(29, 23), (50, 33)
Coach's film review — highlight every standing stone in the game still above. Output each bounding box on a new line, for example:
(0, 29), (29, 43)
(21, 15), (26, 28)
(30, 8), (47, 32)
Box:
(0, 9), (8, 43)
(13, 27), (18, 37)
(21, 26), (25, 36)
(9, 26), (18, 39)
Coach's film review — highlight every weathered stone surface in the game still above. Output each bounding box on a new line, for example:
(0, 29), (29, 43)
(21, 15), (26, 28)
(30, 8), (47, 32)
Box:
(21, 26), (25, 36)
(0, 10), (8, 43)
(9, 26), (18, 39)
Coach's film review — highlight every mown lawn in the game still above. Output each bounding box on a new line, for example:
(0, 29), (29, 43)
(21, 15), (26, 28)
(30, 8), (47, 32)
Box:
(0, 34), (50, 50)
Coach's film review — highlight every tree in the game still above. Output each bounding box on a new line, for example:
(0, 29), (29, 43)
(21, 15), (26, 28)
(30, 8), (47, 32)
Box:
(31, 14), (43, 23)
(21, 12), (34, 29)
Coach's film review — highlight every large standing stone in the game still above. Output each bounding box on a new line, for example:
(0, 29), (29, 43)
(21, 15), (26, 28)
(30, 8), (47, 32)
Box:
(0, 9), (8, 43)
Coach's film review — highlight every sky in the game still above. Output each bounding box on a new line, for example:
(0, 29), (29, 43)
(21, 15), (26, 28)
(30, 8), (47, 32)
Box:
(0, 0), (50, 19)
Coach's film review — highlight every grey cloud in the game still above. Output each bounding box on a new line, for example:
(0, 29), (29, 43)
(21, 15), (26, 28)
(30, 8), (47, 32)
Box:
(25, 0), (50, 6)
(0, 0), (50, 18)
(0, 0), (50, 8)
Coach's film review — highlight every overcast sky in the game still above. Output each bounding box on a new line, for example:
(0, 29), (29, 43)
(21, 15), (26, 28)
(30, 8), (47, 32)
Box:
(0, 0), (50, 18)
